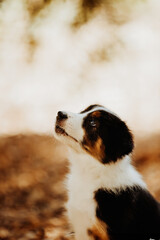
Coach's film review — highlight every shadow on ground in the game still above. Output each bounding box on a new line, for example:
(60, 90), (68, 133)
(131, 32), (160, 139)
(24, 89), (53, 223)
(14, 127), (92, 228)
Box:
(0, 134), (159, 239)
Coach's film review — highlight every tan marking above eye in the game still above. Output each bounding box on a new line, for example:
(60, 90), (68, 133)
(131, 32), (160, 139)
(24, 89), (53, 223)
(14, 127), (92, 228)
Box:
(91, 111), (101, 118)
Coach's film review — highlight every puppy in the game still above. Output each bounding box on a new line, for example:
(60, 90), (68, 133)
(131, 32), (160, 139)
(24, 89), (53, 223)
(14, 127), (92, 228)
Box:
(53, 104), (160, 240)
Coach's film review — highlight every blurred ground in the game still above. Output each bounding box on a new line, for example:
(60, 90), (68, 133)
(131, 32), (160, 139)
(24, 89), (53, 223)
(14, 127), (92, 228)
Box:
(134, 134), (160, 201)
(0, 135), (69, 240)
(0, 134), (159, 240)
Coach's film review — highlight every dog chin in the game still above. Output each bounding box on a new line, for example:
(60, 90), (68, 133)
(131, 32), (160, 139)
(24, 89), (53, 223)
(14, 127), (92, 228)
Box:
(54, 124), (79, 147)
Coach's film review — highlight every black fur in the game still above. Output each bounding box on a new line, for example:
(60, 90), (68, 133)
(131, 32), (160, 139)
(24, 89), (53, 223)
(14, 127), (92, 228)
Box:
(98, 111), (134, 163)
(95, 186), (160, 240)
(82, 110), (134, 163)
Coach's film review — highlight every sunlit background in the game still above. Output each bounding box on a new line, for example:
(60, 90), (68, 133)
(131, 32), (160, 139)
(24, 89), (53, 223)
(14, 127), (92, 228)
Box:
(0, 0), (160, 239)
(0, 0), (160, 136)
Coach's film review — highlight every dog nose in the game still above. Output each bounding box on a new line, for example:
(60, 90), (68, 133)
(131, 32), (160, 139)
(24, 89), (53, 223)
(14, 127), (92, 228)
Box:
(57, 111), (68, 120)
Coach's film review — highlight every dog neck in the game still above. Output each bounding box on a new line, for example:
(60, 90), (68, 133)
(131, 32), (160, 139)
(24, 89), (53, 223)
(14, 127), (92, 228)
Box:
(68, 149), (147, 192)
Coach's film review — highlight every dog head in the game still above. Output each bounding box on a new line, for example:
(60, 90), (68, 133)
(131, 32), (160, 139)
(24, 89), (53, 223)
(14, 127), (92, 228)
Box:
(54, 104), (134, 163)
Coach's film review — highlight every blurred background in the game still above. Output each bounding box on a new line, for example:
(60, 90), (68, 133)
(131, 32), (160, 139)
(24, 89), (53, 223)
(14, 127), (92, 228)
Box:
(0, 0), (160, 239)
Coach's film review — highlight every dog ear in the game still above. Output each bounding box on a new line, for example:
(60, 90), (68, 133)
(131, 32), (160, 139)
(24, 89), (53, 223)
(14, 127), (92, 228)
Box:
(101, 118), (134, 163)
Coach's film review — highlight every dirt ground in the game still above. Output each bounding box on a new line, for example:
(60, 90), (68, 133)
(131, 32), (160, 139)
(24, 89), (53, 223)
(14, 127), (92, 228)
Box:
(0, 134), (159, 240)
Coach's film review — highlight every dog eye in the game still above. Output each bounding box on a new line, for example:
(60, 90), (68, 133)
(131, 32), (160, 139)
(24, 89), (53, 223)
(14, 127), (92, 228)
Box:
(89, 119), (97, 127)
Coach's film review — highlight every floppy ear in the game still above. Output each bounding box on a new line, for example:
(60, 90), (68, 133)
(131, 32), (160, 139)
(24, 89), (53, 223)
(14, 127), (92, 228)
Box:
(101, 119), (134, 163)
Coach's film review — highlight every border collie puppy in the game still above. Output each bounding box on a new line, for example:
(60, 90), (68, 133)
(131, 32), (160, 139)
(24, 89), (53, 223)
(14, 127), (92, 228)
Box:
(53, 104), (160, 240)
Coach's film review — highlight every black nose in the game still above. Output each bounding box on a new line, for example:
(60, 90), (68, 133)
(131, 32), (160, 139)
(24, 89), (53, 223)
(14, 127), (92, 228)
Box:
(57, 111), (68, 120)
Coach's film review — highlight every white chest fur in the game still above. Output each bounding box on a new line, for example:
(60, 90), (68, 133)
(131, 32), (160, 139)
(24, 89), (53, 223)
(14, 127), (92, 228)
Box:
(66, 162), (98, 240)
(65, 151), (146, 240)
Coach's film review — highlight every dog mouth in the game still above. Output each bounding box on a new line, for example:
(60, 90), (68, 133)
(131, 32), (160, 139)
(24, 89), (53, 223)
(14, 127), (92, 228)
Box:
(55, 124), (68, 136)
(55, 124), (78, 143)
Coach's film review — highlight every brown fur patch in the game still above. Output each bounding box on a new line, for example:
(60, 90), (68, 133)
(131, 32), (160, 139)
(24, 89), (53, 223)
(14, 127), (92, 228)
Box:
(83, 137), (105, 162)
(88, 219), (109, 240)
